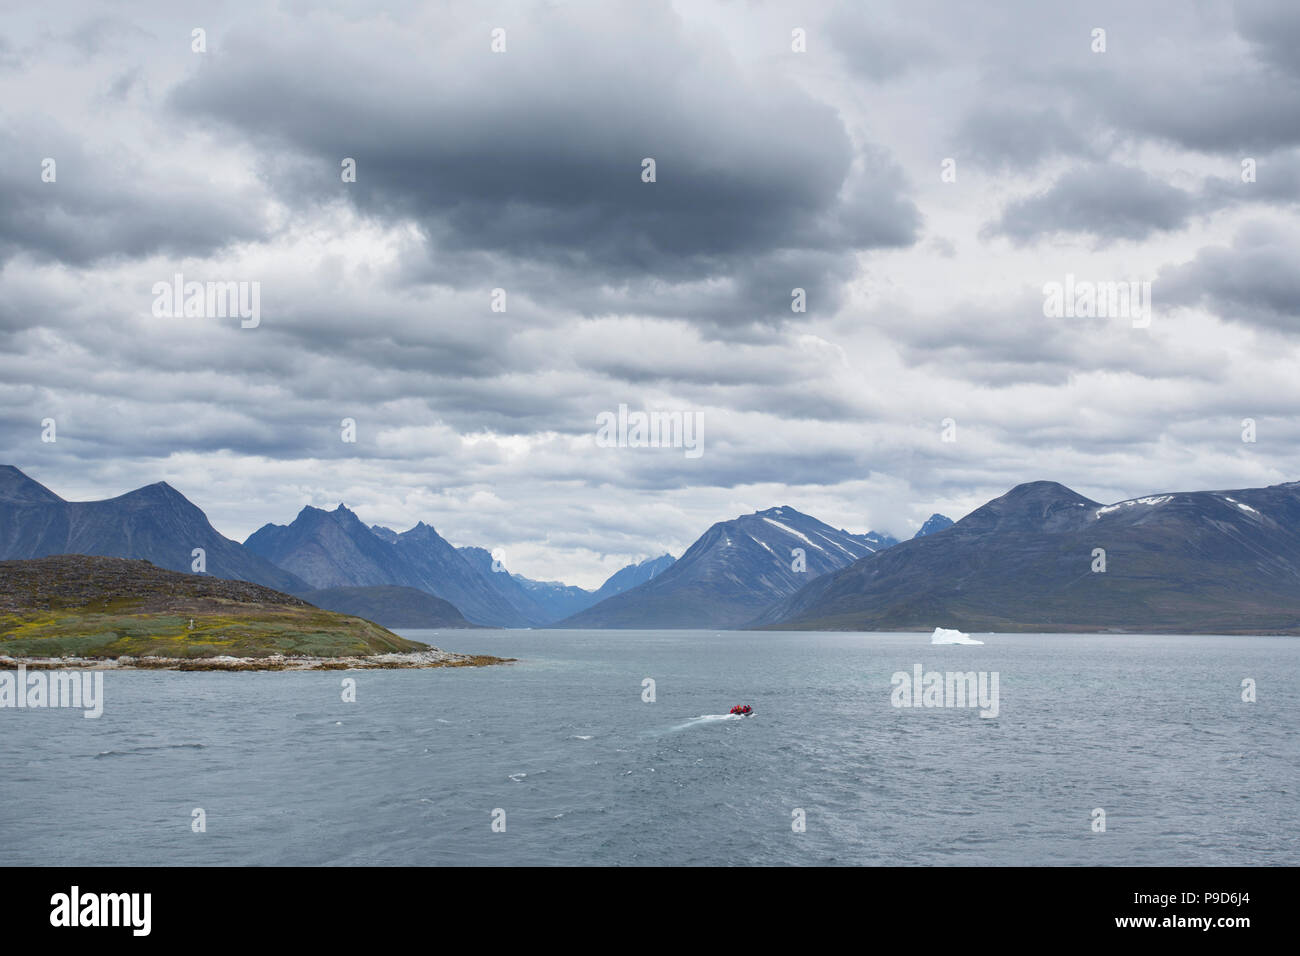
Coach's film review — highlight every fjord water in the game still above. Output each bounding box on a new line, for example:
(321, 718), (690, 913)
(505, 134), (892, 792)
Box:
(2, 630), (1296, 866)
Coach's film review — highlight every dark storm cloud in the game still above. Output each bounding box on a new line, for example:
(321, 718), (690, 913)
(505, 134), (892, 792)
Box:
(1095, 74), (1300, 156)
(1233, 0), (1300, 78)
(957, 105), (1103, 171)
(825, 3), (936, 81)
(986, 164), (1202, 245)
(0, 121), (272, 266)
(1160, 221), (1300, 333)
(912, 0), (1300, 161)
(166, 5), (920, 327)
(1045, 0), (1300, 156)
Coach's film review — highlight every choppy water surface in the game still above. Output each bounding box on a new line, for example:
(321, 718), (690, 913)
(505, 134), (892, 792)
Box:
(2, 630), (1295, 865)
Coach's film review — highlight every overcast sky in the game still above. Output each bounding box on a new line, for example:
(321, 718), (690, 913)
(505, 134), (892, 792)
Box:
(2, 0), (1298, 587)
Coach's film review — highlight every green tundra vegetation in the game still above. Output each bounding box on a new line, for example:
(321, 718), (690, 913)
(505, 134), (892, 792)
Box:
(0, 555), (426, 659)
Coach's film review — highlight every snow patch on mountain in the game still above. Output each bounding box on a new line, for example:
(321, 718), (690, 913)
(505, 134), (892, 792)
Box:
(1095, 495), (1173, 517)
(761, 516), (825, 551)
(813, 530), (859, 556)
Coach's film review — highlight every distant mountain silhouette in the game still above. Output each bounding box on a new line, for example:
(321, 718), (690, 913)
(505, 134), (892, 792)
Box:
(0, 465), (306, 593)
(559, 506), (896, 628)
(756, 480), (1300, 633)
(912, 513), (954, 538)
(588, 554), (676, 604)
(457, 548), (677, 625)
(17, 464), (1291, 634)
(457, 546), (587, 625)
(245, 507), (524, 626)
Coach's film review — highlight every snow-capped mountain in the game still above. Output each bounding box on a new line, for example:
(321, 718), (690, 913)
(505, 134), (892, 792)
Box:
(558, 506), (898, 628)
(757, 480), (1300, 633)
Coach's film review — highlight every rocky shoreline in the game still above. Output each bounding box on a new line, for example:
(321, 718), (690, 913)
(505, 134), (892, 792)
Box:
(0, 650), (514, 672)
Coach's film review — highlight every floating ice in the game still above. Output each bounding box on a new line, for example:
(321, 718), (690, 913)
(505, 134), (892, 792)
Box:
(930, 627), (984, 645)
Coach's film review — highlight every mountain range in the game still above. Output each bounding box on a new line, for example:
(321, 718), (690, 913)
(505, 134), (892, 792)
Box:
(457, 546), (594, 625)
(1, 465), (924, 629)
(242, 502), (681, 627)
(756, 480), (1300, 633)
(456, 547), (675, 626)
(244, 507), (529, 626)
(18, 462), (1294, 634)
(0, 467), (695, 628)
(0, 465), (305, 593)
(558, 506), (898, 628)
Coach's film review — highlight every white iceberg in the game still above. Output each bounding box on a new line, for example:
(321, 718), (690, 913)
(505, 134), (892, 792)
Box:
(930, 627), (984, 645)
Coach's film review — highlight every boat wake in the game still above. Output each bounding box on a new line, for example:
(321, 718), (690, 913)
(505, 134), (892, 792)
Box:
(670, 713), (745, 731)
